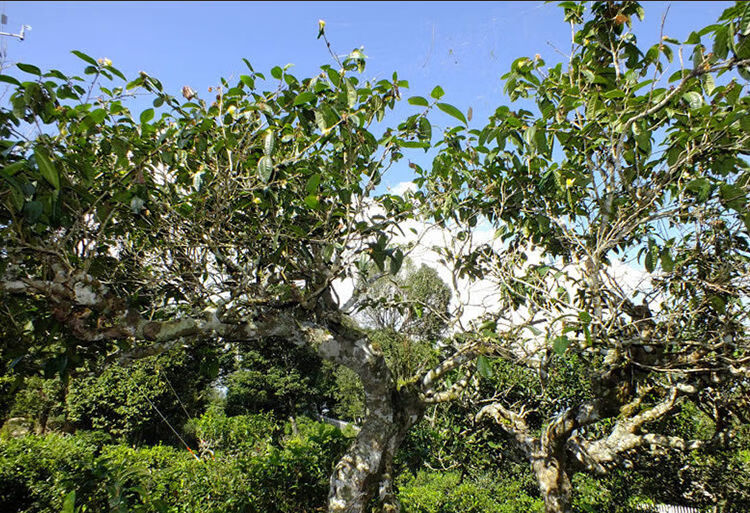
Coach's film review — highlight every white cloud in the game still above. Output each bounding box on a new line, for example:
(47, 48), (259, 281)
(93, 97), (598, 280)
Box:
(331, 198), (654, 341)
(389, 181), (417, 196)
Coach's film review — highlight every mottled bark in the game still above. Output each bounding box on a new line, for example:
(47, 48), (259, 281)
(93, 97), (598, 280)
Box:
(478, 384), (704, 513)
(324, 319), (424, 513)
(531, 449), (572, 513)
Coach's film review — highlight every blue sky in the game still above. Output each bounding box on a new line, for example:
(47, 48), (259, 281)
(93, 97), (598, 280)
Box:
(0, 1), (733, 188)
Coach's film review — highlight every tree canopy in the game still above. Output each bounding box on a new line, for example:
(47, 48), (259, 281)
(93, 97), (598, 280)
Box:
(1, 2), (749, 513)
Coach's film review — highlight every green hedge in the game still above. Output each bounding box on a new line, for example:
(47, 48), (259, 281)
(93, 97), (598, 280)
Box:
(396, 470), (543, 513)
(0, 413), (350, 513)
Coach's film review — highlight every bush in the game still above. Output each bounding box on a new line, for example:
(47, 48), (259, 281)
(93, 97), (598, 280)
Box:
(186, 409), (277, 456)
(0, 433), (102, 513)
(0, 413), (351, 513)
(396, 470), (543, 513)
(66, 346), (214, 445)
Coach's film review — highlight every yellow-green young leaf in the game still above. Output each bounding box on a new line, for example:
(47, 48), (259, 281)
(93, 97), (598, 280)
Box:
(703, 73), (716, 95)
(34, 148), (60, 190)
(257, 156), (273, 183)
(436, 102), (467, 125)
(304, 194), (320, 209)
(315, 110), (328, 132)
(430, 86), (445, 100)
(346, 79), (358, 108)
(62, 490), (76, 513)
(264, 130), (275, 156)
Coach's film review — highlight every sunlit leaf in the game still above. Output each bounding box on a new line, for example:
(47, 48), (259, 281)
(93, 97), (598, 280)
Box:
(408, 96), (430, 107)
(34, 148), (60, 190)
(436, 102), (467, 125)
(257, 156), (273, 182)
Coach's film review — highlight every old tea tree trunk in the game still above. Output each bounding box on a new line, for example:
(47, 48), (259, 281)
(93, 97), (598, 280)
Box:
(321, 315), (479, 512)
(315, 316), (424, 512)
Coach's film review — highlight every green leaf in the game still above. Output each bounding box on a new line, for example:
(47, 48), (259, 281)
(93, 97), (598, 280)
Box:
(400, 141), (430, 149)
(408, 96), (430, 107)
(436, 103), (467, 125)
(0, 74), (21, 86)
(23, 200), (43, 223)
(644, 249), (656, 273)
(240, 75), (255, 89)
(685, 31), (701, 45)
(709, 295), (726, 314)
(71, 50), (98, 66)
(326, 68), (341, 86)
(90, 108), (107, 124)
(685, 177), (712, 202)
(430, 85), (445, 100)
(108, 66), (127, 81)
(719, 183), (746, 211)
(714, 26), (729, 59)
(271, 66), (283, 80)
(306, 173), (321, 194)
(3, 160), (27, 176)
(62, 490), (76, 513)
(345, 79), (357, 108)
(35, 148), (60, 190)
(477, 355), (493, 378)
(17, 62), (42, 75)
(418, 117), (432, 142)
(660, 249), (675, 272)
(552, 336), (570, 355)
(682, 91), (703, 109)
(304, 194), (320, 209)
(293, 91), (316, 106)
(257, 156), (273, 183)
(263, 130), (275, 156)
(389, 249), (404, 275)
(314, 105), (338, 132)
(578, 311), (592, 324)
(140, 108), (155, 124)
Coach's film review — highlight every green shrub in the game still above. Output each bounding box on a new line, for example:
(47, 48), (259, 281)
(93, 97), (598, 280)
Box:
(396, 470), (543, 513)
(0, 433), (102, 513)
(0, 413), (351, 513)
(185, 410), (277, 455)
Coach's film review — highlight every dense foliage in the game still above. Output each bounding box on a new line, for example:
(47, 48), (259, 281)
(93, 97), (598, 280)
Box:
(1, 2), (749, 513)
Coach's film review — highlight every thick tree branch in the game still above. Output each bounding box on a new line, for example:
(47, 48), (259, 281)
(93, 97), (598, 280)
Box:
(567, 386), (699, 474)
